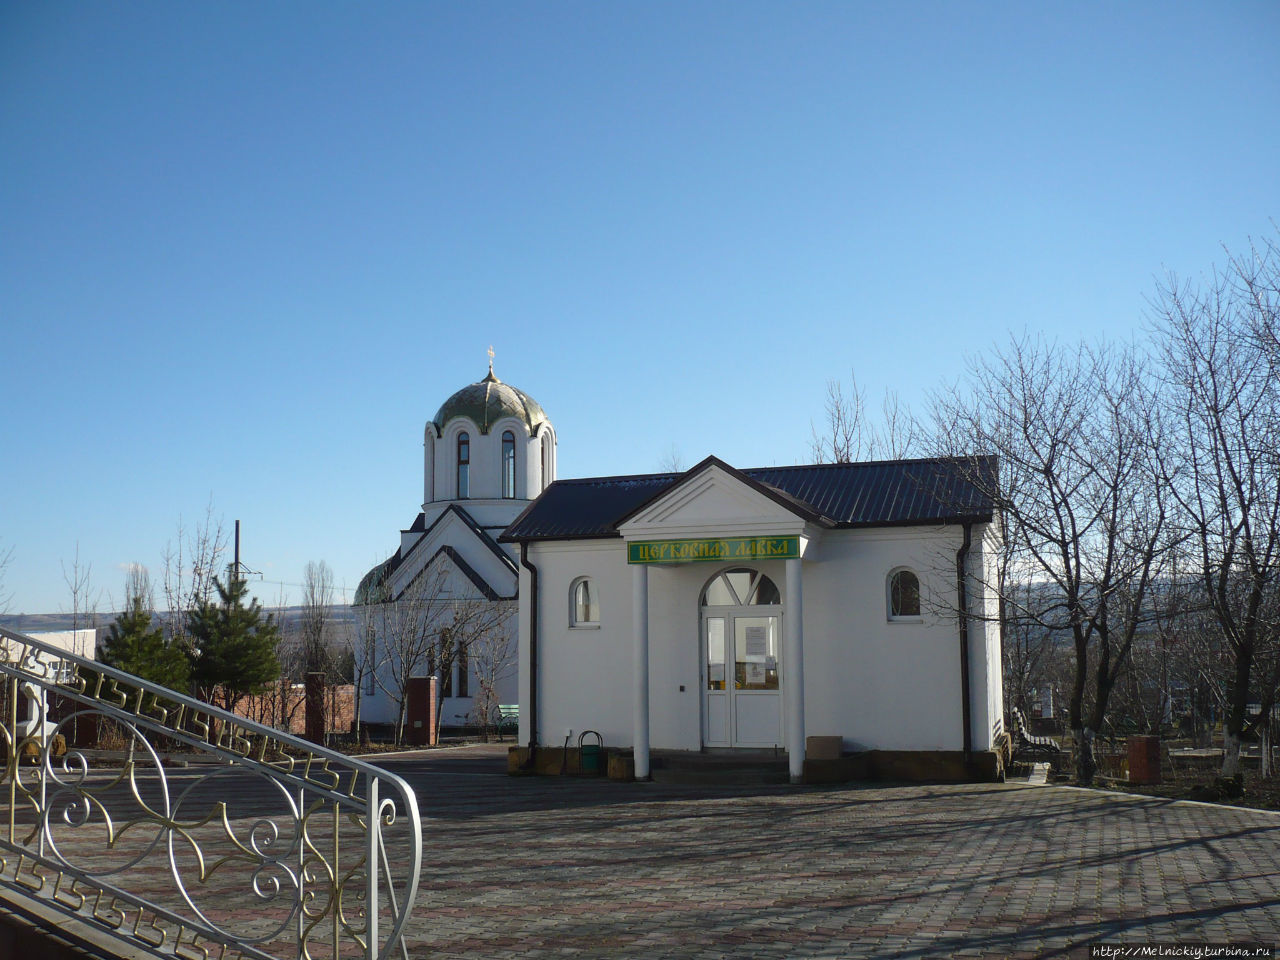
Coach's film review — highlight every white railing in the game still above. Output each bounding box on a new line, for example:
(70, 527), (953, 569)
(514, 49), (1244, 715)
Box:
(0, 626), (421, 960)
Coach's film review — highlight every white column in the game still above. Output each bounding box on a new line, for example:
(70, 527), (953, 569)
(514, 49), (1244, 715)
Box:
(785, 557), (805, 783)
(632, 563), (650, 780)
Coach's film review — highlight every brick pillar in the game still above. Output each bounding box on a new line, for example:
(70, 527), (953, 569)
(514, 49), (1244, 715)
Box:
(406, 676), (439, 747)
(1128, 735), (1161, 785)
(305, 672), (325, 745)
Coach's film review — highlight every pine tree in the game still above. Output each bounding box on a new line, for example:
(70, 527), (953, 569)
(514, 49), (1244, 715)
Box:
(100, 593), (191, 690)
(188, 577), (280, 713)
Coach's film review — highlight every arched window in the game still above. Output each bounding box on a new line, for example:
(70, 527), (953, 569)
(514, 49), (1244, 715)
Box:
(501, 430), (516, 499)
(570, 577), (599, 627)
(423, 429), (435, 503)
(888, 568), (921, 619)
(456, 432), (470, 499)
(540, 429), (555, 492)
(701, 568), (780, 607)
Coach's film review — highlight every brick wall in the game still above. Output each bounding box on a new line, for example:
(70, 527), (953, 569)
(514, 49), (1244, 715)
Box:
(231, 683), (356, 737)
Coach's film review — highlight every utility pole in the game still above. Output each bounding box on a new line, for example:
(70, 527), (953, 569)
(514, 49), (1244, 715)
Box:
(227, 520), (258, 583)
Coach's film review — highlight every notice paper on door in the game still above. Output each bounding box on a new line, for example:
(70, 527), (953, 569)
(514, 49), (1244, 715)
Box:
(744, 626), (768, 657)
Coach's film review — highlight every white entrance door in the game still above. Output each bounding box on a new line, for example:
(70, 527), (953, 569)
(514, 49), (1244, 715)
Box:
(701, 568), (783, 748)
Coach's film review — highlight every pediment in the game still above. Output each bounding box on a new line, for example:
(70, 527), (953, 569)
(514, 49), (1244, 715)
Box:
(390, 507), (516, 601)
(393, 548), (486, 603)
(617, 463), (809, 540)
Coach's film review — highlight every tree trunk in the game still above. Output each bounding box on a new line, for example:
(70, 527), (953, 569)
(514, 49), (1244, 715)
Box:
(394, 695), (407, 746)
(1073, 725), (1097, 783)
(1221, 641), (1254, 778)
(1069, 625), (1092, 783)
(1222, 730), (1243, 778)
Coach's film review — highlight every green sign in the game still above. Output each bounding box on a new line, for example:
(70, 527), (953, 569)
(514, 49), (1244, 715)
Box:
(627, 536), (799, 565)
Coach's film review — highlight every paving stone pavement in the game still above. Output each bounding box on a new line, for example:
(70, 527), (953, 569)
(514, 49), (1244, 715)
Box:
(10, 744), (1279, 958)
(369, 745), (1280, 959)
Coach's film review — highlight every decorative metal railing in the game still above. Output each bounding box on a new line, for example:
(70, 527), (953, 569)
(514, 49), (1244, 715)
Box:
(0, 626), (421, 960)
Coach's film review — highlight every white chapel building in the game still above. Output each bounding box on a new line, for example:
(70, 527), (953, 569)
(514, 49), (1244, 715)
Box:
(355, 359), (555, 732)
(500, 455), (1005, 782)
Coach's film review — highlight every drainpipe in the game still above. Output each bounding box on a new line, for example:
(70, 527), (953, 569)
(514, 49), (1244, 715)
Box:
(520, 542), (539, 767)
(956, 522), (974, 770)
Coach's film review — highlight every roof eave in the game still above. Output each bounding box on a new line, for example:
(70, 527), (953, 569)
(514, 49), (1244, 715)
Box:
(498, 531), (624, 544)
(832, 511), (995, 530)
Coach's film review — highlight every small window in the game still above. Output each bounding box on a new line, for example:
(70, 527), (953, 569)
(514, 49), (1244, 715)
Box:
(571, 578), (599, 627)
(888, 569), (921, 619)
(456, 432), (470, 499)
(457, 642), (469, 697)
(501, 430), (516, 499)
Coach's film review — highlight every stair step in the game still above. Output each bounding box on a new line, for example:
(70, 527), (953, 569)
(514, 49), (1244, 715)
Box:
(651, 765), (790, 785)
(648, 751), (790, 785)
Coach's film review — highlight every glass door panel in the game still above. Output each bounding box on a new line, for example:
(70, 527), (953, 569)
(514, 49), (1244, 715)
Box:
(732, 614), (781, 747)
(703, 616), (729, 745)
(734, 616), (779, 690)
(706, 617), (726, 690)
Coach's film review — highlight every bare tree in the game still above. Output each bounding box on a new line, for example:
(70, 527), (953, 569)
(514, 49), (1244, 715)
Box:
(355, 553), (518, 746)
(160, 506), (228, 657)
(929, 336), (1172, 783)
(351, 598), (381, 742)
(878, 388), (922, 460)
(362, 563), (454, 744)
(121, 564), (155, 615)
(268, 588), (305, 731)
(0, 539), (13, 614)
(810, 372), (921, 463)
(1155, 235), (1280, 777)
(658, 444), (685, 473)
(1001, 581), (1057, 719)
(61, 542), (100, 658)
(810, 375), (869, 463)
(300, 560), (335, 675)
(444, 597), (515, 742)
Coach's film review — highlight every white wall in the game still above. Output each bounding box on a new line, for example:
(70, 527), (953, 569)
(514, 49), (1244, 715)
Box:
(799, 527), (969, 752)
(525, 541), (635, 748)
(522, 524), (999, 754)
(428, 415), (548, 504)
(975, 521), (1005, 744)
(27, 629), (96, 662)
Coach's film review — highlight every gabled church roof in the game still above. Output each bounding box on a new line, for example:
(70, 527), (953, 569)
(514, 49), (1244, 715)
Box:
(354, 504), (517, 604)
(500, 456), (997, 542)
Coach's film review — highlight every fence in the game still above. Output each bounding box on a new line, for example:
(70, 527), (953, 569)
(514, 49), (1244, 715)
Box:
(0, 626), (421, 959)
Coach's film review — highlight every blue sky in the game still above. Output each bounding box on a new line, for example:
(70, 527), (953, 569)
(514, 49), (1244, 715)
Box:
(2, 2), (1277, 614)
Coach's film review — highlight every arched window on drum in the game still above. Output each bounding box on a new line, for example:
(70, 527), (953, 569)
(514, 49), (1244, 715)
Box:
(501, 430), (516, 499)
(456, 432), (470, 499)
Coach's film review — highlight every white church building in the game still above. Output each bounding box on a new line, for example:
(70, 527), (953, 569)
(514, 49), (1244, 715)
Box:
(500, 454), (1005, 782)
(355, 359), (555, 733)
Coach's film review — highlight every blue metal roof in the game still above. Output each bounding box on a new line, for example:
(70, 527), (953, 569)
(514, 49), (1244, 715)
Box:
(500, 456), (996, 542)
